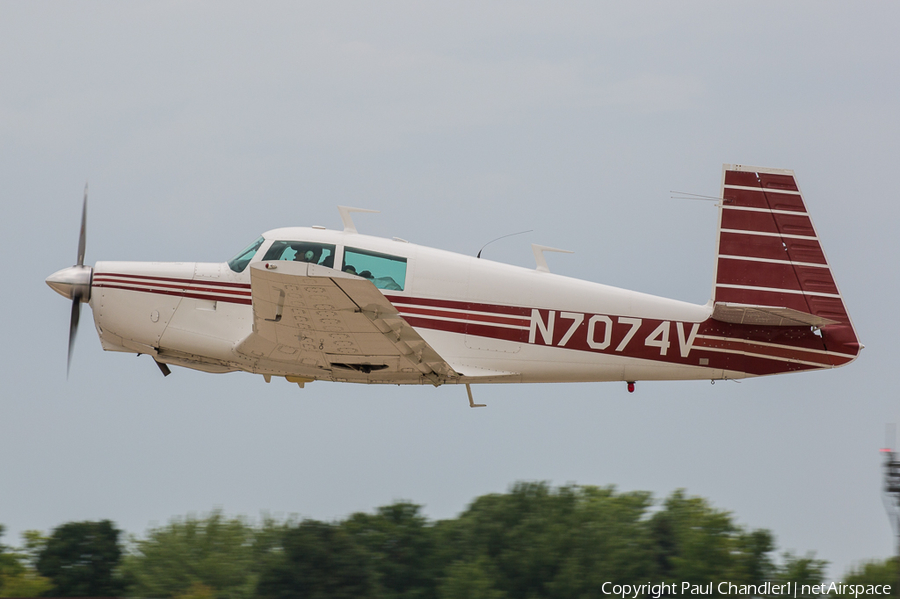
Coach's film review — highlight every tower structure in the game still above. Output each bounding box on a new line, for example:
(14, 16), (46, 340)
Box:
(881, 443), (900, 595)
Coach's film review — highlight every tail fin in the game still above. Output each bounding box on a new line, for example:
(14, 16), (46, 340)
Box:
(710, 164), (861, 358)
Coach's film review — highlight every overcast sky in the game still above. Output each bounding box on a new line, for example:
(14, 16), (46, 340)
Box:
(2, 1), (898, 580)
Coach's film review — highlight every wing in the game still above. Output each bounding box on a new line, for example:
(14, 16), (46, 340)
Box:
(235, 261), (458, 384)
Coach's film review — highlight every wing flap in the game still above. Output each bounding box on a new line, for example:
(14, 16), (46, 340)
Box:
(236, 261), (457, 383)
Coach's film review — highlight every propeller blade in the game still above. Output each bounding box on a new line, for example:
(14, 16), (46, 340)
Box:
(67, 292), (82, 377)
(76, 183), (87, 267)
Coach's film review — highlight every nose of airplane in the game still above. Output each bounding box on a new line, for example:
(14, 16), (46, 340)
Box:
(46, 265), (93, 302)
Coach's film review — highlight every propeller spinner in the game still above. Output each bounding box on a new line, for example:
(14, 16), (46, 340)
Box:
(46, 184), (93, 376)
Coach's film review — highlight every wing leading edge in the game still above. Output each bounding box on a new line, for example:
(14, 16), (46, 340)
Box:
(235, 261), (457, 385)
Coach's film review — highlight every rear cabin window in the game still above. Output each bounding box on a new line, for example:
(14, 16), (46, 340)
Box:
(263, 241), (336, 268)
(342, 247), (407, 291)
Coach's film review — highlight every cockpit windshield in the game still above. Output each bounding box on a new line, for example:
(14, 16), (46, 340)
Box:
(227, 236), (264, 273)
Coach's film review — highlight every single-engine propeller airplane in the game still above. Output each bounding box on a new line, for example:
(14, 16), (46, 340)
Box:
(47, 165), (861, 404)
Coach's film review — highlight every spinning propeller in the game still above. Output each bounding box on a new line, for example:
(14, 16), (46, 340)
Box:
(46, 185), (93, 376)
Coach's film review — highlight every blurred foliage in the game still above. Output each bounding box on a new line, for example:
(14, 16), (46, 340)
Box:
(775, 552), (829, 599)
(10, 482), (892, 598)
(437, 557), (506, 599)
(256, 519), (376, 599)
(830, 558), (897, 597)
(0, 525), (52, 598)
(35, 519), (124, 597)
(650, 489), (777, 587)
(341, 502), (438, 599)
(438, 483), (656, 598)
(122, 511), (275, 599)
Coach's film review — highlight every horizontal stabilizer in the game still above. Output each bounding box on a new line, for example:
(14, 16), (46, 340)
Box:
(711, 302), (840, 327)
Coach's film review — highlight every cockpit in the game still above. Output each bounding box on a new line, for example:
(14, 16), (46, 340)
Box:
(262, 240), (336, 268)
(227, 236), (408, 291)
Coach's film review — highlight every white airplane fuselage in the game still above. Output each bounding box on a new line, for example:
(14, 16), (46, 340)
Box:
(90, 226), (719, 385)
(50, 166), (861, 388)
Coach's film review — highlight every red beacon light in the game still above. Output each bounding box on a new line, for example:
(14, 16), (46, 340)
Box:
(627, 381), (635, 393)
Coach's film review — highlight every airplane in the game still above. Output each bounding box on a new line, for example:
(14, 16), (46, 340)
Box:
(46, 165), (861, 405)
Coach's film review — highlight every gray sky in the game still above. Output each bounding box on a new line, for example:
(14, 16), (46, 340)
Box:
(2, 1), (898, 580)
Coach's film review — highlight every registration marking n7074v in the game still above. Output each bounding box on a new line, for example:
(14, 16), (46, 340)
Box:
(528, 309), (700, 357)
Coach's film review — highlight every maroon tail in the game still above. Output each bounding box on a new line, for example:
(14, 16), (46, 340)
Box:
(710, 164), (861, 363)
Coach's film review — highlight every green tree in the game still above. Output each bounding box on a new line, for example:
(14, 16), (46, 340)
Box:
(36, 520), (123, 597)
(0, 527), (52, 598)
(0, 526), (22, 587)
(0, 572), (53, 599)
(774, 551), (828, 597)
(255, 519), (375, 599)
(122, 511), (258, 599)
(342, 502), (437, 599)
(831, 558), (896, 597)
(437, 558), (506, 599)
(17, 531), (49, 572)
(650, 489), (778, 588)
(438, 482), (656, 599)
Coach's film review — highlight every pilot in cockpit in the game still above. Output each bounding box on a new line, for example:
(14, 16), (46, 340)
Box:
(294, 247), (322, 264)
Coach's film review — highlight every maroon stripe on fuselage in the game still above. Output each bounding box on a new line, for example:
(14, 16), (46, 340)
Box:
(401, 315), (467, 335)
(693, 337), (848, 368)
(93, 277), (252, 297)
(397, 305), (530, 327)
(399, 315), (527, 344)
(394, 294), (855, 376)
(95, 272), (251, 289)
(92, 282), (252, 305)
(385, 294), (532, 316)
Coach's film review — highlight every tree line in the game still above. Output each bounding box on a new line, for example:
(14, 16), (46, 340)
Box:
(0, 483), (893, 598)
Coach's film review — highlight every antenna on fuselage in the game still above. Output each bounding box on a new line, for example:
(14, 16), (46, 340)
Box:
(338, 206), (380, 234)
(532, 244), (573, 273)
(476, 230), (533, 259)
(669, 190), (722, 202)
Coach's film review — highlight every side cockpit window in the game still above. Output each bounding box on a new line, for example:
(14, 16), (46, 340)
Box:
(227, 236), (264, 273)
(263, 241), (336, 268)
(343, 247), (407, 291)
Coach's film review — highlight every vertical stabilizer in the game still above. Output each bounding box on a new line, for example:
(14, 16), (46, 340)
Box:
(711, 164), (860, 357)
